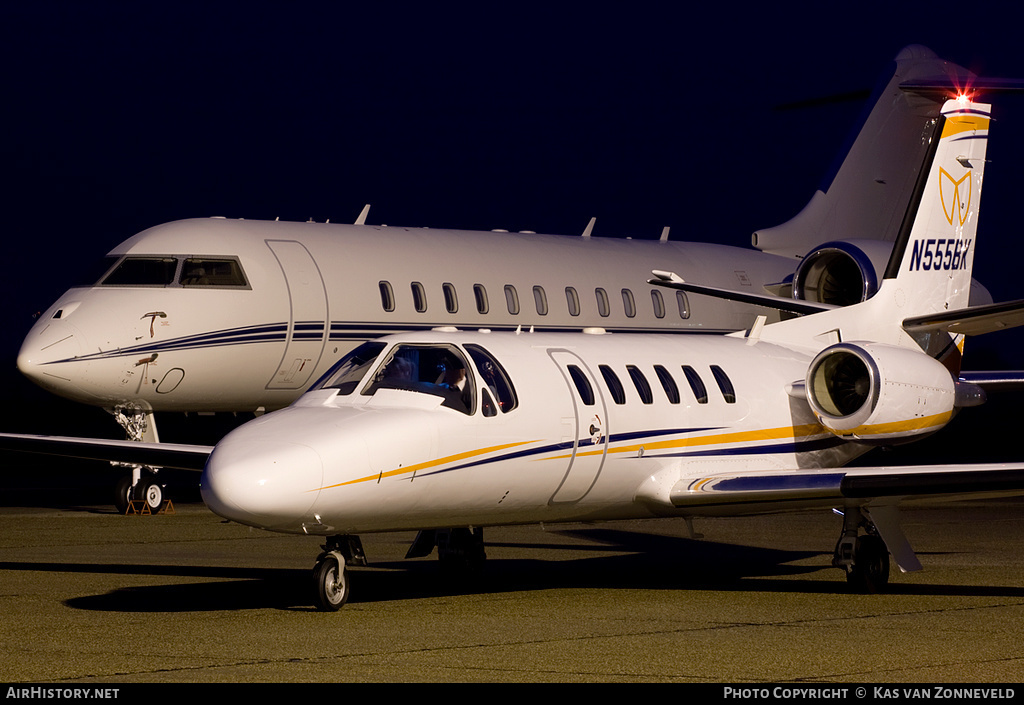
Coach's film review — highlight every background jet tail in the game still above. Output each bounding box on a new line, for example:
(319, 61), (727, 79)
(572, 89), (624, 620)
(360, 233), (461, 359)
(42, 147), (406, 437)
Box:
(753, 45), (977, 260)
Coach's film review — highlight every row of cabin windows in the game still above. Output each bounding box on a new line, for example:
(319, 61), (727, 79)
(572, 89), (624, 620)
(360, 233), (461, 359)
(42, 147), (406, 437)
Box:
(379, 281), (690, 320)
(567, 363), (736, 406)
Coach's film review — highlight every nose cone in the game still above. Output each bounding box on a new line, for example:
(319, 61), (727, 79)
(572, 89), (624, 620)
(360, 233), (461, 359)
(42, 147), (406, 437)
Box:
(17, 308), (87, 396)
(202, 434), (324, 532)
(17, 296), (123, 405)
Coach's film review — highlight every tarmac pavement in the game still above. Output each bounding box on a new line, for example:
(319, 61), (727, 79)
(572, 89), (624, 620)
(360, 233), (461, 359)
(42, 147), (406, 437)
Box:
(1, 496), (1023, 683)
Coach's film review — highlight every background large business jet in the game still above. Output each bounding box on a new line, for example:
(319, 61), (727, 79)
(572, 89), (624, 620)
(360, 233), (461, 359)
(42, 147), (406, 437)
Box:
(11, 46), (1003, 512)
(6, 93), (1024, 610)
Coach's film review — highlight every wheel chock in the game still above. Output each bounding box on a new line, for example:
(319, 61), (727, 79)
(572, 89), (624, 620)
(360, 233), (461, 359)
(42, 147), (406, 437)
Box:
(124, 499), (175, 515)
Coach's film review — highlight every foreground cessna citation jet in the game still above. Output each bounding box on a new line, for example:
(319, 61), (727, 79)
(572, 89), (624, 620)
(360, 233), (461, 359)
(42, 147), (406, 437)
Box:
(13, 46), (993, 511)
(6, 94), (1024, 610)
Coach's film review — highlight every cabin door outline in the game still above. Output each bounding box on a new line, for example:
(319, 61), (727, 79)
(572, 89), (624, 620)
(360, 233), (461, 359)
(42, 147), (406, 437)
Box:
(548, 349), (609, 503)
(265, 239), (328, 390)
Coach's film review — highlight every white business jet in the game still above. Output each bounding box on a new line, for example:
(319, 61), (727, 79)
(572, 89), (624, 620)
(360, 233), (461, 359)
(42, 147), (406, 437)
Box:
(7, 94), (1024, 610)
(13, 46), (994, 512)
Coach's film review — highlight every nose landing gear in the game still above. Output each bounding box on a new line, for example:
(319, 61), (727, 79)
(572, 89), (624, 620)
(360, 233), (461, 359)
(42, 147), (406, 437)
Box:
(312, 535), (366, 611)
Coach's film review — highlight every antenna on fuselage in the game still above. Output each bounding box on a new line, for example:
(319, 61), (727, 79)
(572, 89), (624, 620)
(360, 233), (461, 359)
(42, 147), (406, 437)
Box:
(581, 217), (596, 238)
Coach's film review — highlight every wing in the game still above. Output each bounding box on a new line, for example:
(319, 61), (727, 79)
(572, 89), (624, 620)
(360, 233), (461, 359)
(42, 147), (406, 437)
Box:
(638, 461), (1024, 574)
(0, 432), (212, 471)
(667, 463), (1024, 511)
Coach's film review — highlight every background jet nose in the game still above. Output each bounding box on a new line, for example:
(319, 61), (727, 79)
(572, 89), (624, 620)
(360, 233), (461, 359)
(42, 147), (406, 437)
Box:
(201, 439), (324, 530)
(17, 317), (86, 386)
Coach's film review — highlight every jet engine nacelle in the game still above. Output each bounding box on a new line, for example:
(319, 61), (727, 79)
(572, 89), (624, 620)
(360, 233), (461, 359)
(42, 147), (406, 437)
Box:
(805, 342), (956, 444)
(792, 240), (892, 307)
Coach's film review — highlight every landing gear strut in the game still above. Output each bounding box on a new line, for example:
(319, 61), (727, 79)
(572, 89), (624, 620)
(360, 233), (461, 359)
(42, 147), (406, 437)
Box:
(312, 535), (366, 611)
(406, 527), (486, 570)
(833, 505), (891, 593)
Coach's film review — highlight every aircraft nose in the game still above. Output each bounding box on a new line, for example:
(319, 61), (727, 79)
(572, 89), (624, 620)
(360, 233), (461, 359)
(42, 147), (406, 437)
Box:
(17, 313), (86, 391)
(201, 438), (324, 531)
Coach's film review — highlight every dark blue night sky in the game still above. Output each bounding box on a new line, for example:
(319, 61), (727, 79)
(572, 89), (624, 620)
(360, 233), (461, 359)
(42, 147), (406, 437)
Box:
(2, 3), (1024, 459)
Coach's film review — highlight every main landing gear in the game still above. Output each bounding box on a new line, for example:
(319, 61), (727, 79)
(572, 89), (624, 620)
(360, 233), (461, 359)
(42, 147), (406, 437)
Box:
(833, 506), (891, 593)
(109, 405), (167, 515)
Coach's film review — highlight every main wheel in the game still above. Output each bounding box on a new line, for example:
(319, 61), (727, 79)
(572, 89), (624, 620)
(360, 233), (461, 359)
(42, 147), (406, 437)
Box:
(846, 534), (890, 593)
(313, 554), (350, 611)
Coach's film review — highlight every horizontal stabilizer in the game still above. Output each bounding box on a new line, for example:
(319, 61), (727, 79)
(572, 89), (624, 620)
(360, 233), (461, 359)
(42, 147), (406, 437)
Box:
(649, 270), (834, 316)
(0, 433), (212, 471)
(902, 298), (1024, 336)
(901, 77), (1024, 95)
(958, 370), (1024, 390)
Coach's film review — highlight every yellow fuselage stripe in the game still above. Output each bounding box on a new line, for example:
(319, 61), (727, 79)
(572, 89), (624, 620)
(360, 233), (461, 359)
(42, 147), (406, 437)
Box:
(316, 439), (538, 490)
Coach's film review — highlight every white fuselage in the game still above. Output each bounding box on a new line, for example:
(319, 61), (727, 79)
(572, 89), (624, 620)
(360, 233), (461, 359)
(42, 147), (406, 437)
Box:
(200, 330), (875, 535)
(18, 217), (796, 413)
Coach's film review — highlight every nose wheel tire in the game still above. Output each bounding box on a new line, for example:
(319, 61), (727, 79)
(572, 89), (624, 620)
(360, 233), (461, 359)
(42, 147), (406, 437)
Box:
(313, 553), (349, 611)
(113, 473), (164, 514)
(138, 478), (163, 513)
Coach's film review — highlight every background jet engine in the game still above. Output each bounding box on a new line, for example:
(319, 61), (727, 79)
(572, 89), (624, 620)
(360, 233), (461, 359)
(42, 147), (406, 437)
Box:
(792, 240), (892, 306)
(805, 342), (956, 444)
(789, 239), (992, 308)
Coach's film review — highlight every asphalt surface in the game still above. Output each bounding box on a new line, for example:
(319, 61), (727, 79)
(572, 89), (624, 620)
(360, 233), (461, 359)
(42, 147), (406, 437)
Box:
(2, 492), (1023, 684)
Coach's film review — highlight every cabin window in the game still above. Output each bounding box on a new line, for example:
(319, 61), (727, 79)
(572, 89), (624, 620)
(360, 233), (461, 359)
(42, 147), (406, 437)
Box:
(363, 344), (475, 414)
(710, 365), (736, 403)
(682, 365), (708, 404)
(311, 341), (387, 395)
(180, 258), (248, 288)
(474, 284), (489, 314)
(566, 287), (581, 316)
(504, 285), (520, 315)
(622, 289), (636, 318)
(411, 282), (427, 312)
(566, 365), (595, 406)
(100, 257), (178, 286)
(481, 387), (498, 417)
(533, 286), (548, 316)
(599, 365), (626, 405)
(465, 343), (519, 413)
(677, 291), (690, 319)
(443, 282), (458, 314)
(651, 289), (666, 319)
(596, 288), (610, 317)
(654, 365), (680, 404)
(378, 281), (395, 312)
(627, 365), (654, 404)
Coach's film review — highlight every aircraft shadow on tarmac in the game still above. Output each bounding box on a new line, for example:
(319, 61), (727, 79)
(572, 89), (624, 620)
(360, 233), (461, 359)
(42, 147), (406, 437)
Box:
(3, 526), (1022, 612)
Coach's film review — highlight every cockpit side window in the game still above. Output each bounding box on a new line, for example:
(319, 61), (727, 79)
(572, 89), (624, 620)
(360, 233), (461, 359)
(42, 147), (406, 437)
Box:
(464, 344), (518, 413)
(311, 341), (387, 394)
(80, 256), (120, 286)
(100, 257), (178, 286)
(180, 258), (249, 288)
(363, 344), (475, 414)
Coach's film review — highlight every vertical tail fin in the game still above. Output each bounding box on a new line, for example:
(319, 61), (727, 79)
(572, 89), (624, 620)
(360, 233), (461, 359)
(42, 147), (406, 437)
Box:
(884, 97), (990, 315)
(758, 97), (990, 356)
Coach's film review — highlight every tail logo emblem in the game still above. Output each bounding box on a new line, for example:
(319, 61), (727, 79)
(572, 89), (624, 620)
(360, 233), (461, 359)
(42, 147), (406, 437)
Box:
(939, 167), (972, 227)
